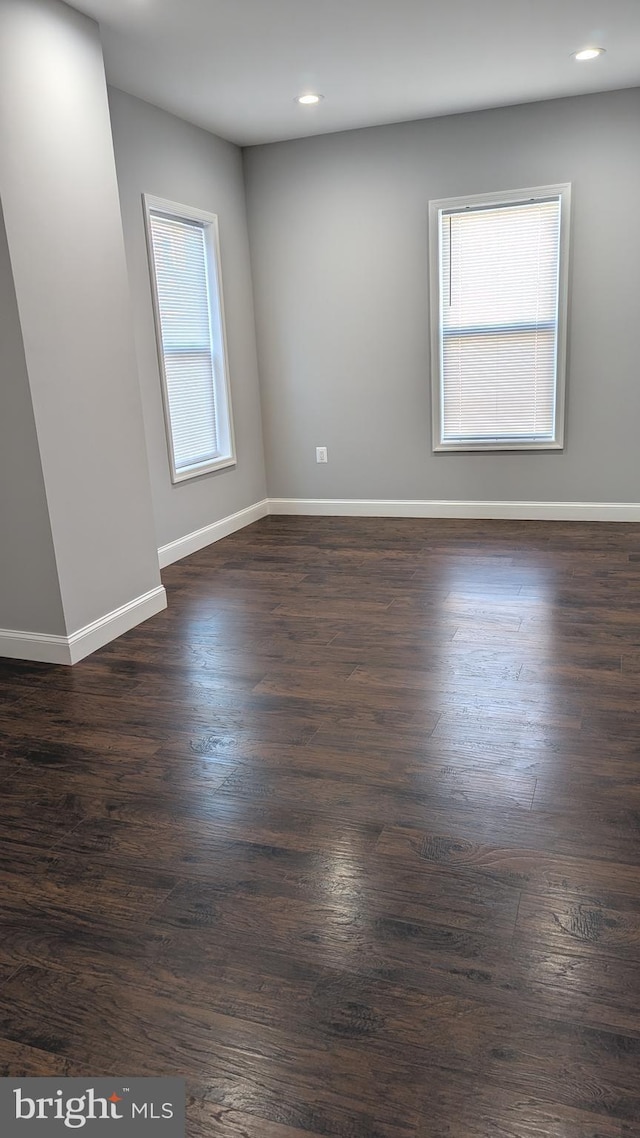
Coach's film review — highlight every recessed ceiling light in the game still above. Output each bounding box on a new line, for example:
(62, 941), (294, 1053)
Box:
(296, 94), (324, 106)
(572, 47), (606, 62)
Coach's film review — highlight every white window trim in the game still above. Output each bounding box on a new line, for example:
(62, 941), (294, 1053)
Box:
(428, 183), (571, 453)
(142, 193), (237, 484)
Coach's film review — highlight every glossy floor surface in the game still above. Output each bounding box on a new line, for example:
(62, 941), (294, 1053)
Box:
(1, 516), (640, 1136)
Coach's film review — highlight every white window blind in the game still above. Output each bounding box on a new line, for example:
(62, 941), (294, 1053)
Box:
(430, 185), (570, 451)
(144, 196), (235, 483)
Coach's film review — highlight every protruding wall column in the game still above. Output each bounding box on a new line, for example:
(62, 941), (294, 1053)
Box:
(0, 0), (165, 663)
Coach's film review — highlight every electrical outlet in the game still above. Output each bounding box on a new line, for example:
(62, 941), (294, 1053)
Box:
(316, 446), (328, 463)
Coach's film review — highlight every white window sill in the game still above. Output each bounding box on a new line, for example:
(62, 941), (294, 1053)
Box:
(171, 454), (237, 484)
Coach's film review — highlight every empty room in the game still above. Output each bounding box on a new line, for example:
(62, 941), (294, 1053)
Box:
(1, 0), (640, 1134)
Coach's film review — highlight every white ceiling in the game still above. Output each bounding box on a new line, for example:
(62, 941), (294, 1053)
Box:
(71, 0), (640, 146)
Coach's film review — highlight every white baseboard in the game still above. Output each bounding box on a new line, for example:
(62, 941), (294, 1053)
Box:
(67, 584), (167, 663)
(0, 585), (167, 667)
(0, 628), (71, 666)
(3, 494), (637, 668)
(158, 499), (270, 568)
(268, 498), (640, 522)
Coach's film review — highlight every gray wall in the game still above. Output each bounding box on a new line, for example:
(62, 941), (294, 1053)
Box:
(108, 88), (267, 549)
(244, 88), (640, 503)
(0, 0), (162, 635)
(0, 204), (65, 635)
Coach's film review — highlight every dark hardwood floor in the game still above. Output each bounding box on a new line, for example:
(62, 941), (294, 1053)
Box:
(1, 515), (640, 1136)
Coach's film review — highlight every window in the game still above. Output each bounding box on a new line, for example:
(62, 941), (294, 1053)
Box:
(143, 195), (235, 482)
(429, 184), (571, 452)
